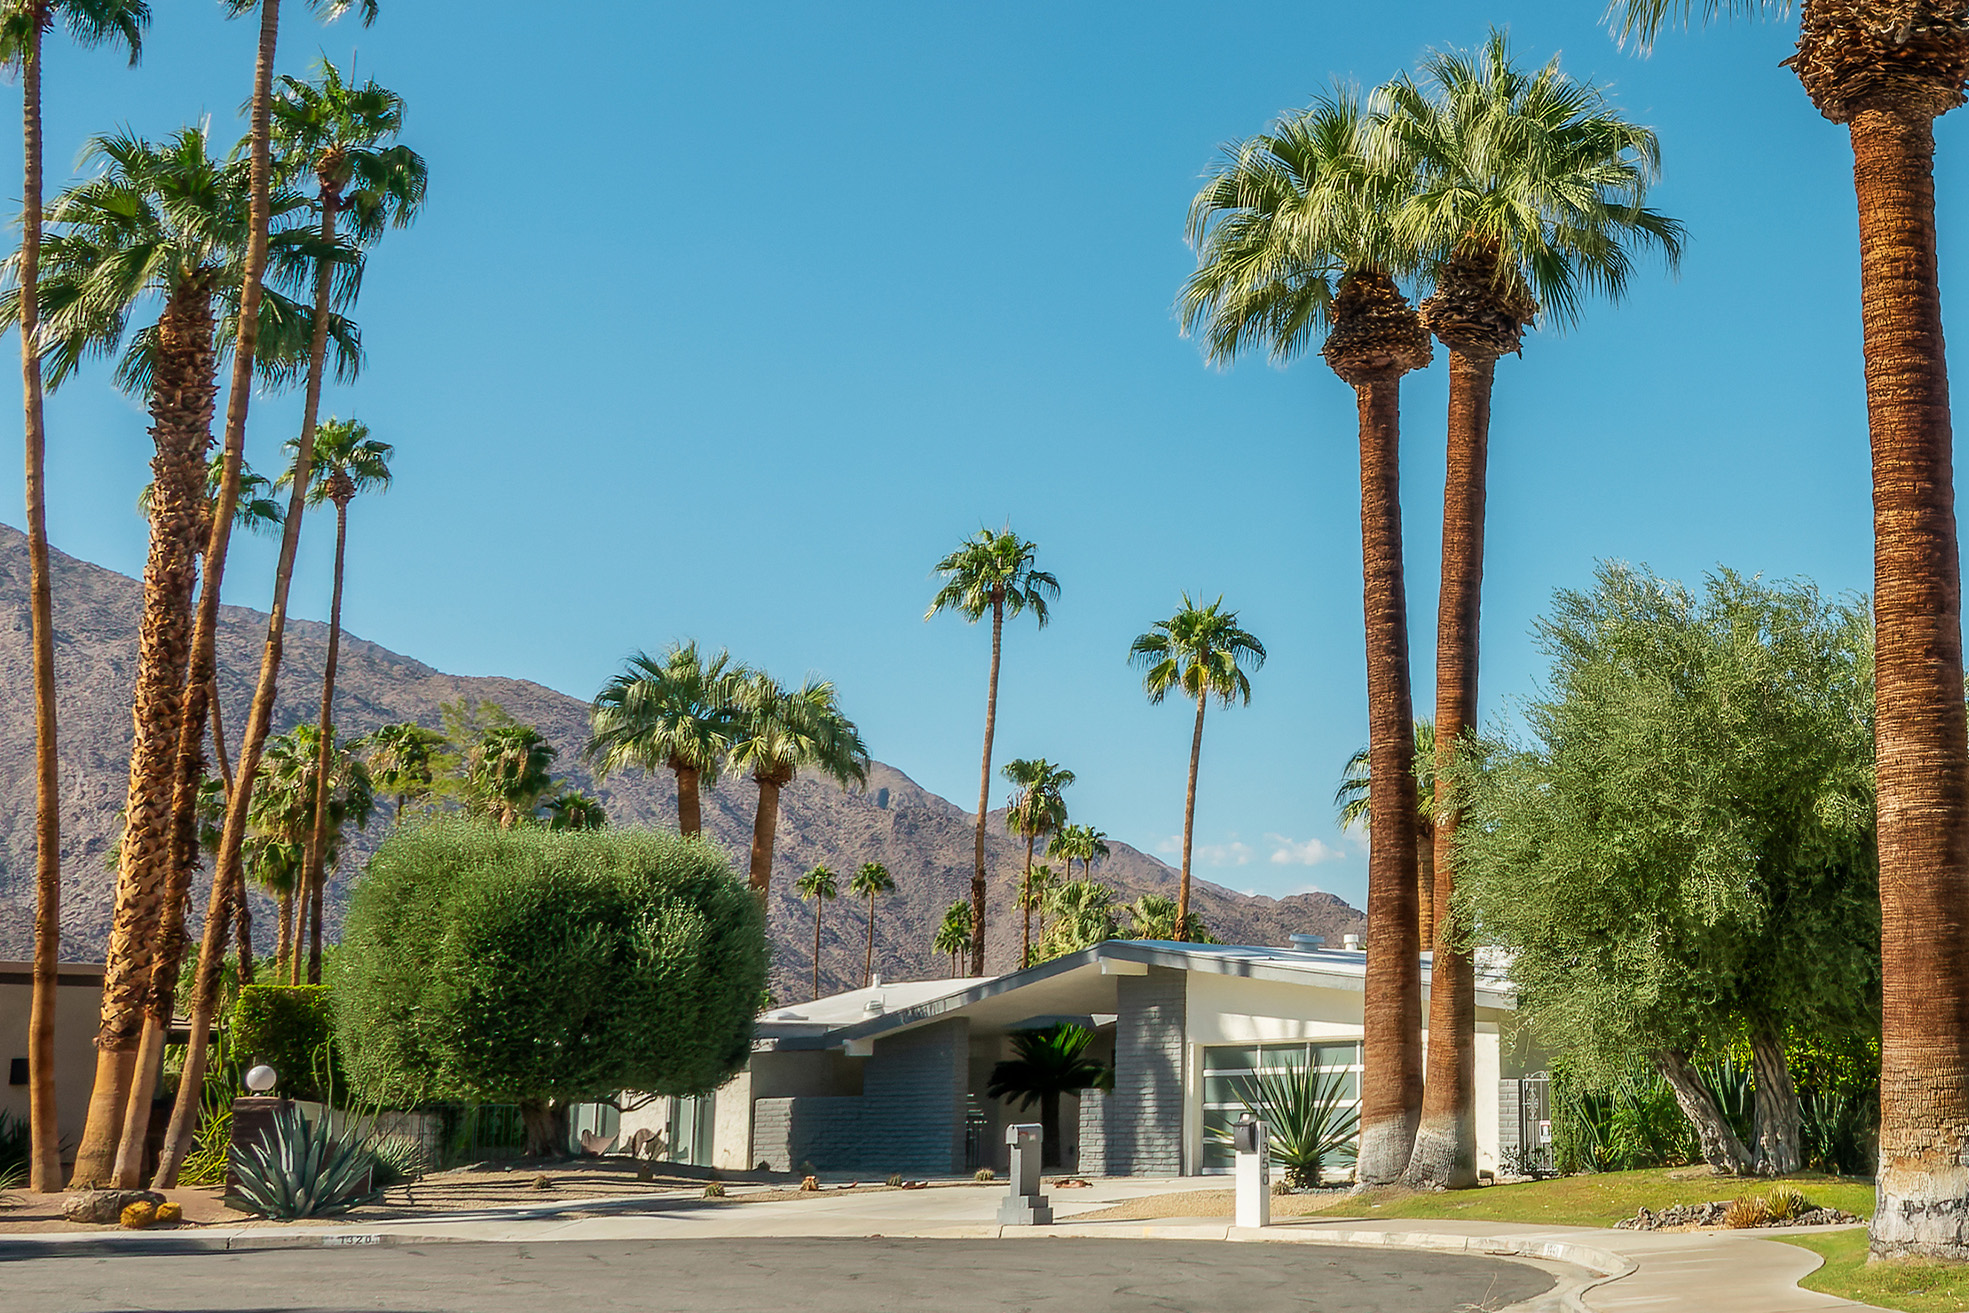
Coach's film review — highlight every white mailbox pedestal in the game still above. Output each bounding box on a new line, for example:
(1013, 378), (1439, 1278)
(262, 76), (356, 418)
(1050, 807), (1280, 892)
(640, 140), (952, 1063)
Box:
(1233, 1114), (1270, 1229)
(997, 1122), (1053, 1225)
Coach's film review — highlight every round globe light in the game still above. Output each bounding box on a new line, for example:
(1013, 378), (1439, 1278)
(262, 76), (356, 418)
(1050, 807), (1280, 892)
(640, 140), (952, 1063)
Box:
(244, 1064), (278, 1094)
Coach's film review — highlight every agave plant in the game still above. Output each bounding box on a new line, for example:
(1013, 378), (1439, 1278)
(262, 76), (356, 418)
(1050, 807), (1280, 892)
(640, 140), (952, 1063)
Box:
(1214, 1060), (1360, 1189)
(231, 1103), (377, 1219)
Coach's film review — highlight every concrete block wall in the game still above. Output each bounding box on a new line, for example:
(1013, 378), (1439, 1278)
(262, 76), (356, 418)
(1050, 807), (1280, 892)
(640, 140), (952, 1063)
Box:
(1498, 1079), (1522, 1165)
(748, 1017), (970, 1176)
(1077, 1088), (1109, 1176)
(1107, 966), (1186, 1175)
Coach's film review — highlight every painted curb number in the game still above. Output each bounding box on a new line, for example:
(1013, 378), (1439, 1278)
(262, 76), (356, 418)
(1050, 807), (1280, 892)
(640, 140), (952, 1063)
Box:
(325, 1234), (380, 1246)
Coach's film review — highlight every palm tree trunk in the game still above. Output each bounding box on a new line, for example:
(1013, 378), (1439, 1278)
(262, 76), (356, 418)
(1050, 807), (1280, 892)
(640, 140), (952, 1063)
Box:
(812, 900), (823, 1000)
(1843, 106), (1969, 1259)
(864, 895), (876, 987)
(1177, 691), (1206, 943)
(1402, 347), (1493, 1191)
(17, 10), (61, 1195)
(71, 278), (217, 1189)
(275, 889), (292, 979)
(209, 676), (233, 795)
(971, 596), (1004, 975)
(152, 0), (284, 1193)
(290, 878), (309, 985)
(1415, 821), (1436, 950)
(675, 763), (702, 835)
(1349, 369), (1424, 1188)
(747, 775), (782, 898)
(233, 860), (255, 986)
(110, 1018), (166, 1186)
(303, 497), (350, 985)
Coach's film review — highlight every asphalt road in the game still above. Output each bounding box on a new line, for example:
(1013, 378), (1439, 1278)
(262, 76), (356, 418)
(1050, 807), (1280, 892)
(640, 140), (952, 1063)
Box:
(4, 1237), (1553, 1312)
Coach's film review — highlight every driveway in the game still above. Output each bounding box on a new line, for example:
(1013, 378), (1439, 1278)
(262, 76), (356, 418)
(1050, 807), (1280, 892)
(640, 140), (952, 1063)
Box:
(4, 1236), (1554, 1312)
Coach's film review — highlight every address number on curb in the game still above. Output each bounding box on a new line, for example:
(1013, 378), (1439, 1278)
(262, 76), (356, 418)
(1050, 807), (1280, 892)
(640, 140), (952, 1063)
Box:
(324, 1234), (381, 1247)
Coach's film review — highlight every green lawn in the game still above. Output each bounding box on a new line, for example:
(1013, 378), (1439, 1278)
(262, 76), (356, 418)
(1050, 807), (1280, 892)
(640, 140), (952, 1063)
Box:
(1779, 1228), (1969, 1313)
(1303, 1167), (1876, 1230)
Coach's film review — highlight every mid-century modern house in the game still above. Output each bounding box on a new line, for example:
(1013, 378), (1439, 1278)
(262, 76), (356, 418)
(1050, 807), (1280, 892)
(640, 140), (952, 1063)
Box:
(617, 938), (1526, 1179)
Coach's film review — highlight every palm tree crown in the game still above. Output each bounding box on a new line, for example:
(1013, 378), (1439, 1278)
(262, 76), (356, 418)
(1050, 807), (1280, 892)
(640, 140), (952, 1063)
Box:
(0, 0), (147, 69)
(467, 724), (557, 828)
(926, 527), (1060, 625)
(288, 414), (390, 507)
(587, 642), (741, 800)
(1130, 594), (1266, 708)
(1378, 29), (1683, 338)
(1003, 758), (1074, 843)
(270, 56), (426, 245)
(726, 673), (869, 791)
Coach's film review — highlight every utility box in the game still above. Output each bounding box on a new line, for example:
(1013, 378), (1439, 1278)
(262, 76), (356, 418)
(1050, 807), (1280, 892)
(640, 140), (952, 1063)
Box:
(997, 1122), (1052, 1225)
(1234, 1114), (1270, 1229)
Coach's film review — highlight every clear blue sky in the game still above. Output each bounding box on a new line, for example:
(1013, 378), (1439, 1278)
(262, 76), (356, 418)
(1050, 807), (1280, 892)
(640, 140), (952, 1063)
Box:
(3, 2), (1954, 909)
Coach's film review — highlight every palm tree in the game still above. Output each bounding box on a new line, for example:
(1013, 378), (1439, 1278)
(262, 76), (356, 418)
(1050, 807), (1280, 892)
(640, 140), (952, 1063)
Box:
(287, 416), (391, 983)
(1335, 719), (1438, 945)
(362, 722), (445, 824)
(850, 861), (896, 986)
(19, 124), (317, 1188)
(986, 1024), (1113, 1168)
(543, 791), (607, 832)
(1604, 0), (1969, 1261)
(247, 723), (371, 982)
(5, 0), (149, 1193)
(928, 528), (1059, 974)
(1036, 880), (1120, 961)
(1379, 29), (1683, 1194)
(724, 672), (869, 901)
(466, 724), (558, 829)
(1183, 88), (1432, 1186)
(156, 0), (379, 1194)
(933, 899), (974, 977)
(797, 865), (839, 1000)
(588, 642), (740, 835)
(1126, 893), (1215, 943)
(1017, 862), (1058, 950)
(1049, 823), (1110, 884)
(225, 56), (420, 995)
(1002, 758), (1074, 969)
(1129, 594), (1265, 942)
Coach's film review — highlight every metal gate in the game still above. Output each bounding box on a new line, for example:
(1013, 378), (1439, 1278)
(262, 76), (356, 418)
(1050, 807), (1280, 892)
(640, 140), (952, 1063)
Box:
(1517, 1073), (1553, 1174)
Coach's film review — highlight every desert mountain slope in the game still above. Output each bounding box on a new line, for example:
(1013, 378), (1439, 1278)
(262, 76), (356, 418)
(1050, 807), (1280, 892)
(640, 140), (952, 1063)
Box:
(0, 523), (1363, 999)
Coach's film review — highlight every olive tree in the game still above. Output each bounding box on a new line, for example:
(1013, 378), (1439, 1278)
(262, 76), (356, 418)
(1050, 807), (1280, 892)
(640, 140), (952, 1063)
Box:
(1455, 564), (1877, 1175)
(331, 819), (767, 1154)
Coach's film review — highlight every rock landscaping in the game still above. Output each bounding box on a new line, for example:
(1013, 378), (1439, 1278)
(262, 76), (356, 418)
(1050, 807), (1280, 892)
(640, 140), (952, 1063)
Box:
(1617, 1200), (1860, 1231)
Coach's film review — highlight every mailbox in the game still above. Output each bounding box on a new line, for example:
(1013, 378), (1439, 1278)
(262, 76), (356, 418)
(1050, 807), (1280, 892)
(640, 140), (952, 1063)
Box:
(1233, 1114), (1264, 1154)
(997, 1122), (1053, 1225)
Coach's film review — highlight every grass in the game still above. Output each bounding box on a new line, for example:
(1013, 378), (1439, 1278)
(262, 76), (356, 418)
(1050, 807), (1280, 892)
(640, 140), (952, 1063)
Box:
(1306, 1167), (1877, 1230)
(1779, 1228), (1969, 1313)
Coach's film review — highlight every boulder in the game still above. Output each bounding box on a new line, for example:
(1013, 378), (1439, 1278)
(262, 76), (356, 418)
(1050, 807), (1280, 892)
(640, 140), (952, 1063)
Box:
(63, 1189), (164, 1225)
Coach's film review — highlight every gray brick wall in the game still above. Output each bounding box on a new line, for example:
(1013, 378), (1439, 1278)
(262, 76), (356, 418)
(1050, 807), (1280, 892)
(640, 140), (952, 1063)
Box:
(1498, 1079), (1521, 1163)
(1107, 966), (1186, 1175)
(1077, 1087), (1109, 1176)
(747, 1018), (970, 1176)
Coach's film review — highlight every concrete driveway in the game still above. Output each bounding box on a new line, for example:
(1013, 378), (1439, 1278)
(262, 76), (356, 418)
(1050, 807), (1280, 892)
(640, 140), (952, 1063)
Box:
(3, 1236), (1555, 1312)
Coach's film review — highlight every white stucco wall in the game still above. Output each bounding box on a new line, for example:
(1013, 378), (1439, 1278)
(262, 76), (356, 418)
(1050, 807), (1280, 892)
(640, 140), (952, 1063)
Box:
(1183, 971), (1507, 1177)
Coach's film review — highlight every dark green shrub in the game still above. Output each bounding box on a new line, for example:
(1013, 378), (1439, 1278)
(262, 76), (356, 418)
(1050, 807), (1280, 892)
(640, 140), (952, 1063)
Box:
(233, 985), (341, 1103)
(331, 820), (767, 1142)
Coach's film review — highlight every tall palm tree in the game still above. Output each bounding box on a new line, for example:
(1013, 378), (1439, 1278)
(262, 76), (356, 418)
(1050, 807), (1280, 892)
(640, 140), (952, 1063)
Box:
(2, 0), (147, 1193)
(223, 56), (419, 995)
(797, 864), (839, 1000)
(928, 528), (1059, 974)
(588, 642), (740, 835)
(1183, 88), (1432, 1185)
(1129, 594), (1265, 942)
(725, 672), (868, 901)
(1335, 719), (1438, 945)
(287, 415), (390, 983)
(362, 721), (445, 824)
(1126, 893), (1215, 943)
(1048, 823), (1110, 883)
(1002, 757), (1074, 968)
(1036, 880), (1119, 961)
(850, 861), (896, 986)
(933, 899), (974, 977)
(248, 722), (372, 983)
(466, 724), (558, 829)
(157, 0), (379, 1194)
(18, 124), (321, 1187)
(1605, 0), (1967, 1255)
(1379, 30), (1683, 1193)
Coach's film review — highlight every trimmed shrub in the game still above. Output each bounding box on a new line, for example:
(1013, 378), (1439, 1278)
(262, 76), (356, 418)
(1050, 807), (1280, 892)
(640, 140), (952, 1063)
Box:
(232, 986), (339, 1103)
(332, 820), (767, 1135)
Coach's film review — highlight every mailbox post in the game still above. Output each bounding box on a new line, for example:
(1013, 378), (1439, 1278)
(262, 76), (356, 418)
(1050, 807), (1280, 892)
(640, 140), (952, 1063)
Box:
(997, 1122), (1053, 1225)
(1233, 1113), (1270, 1229)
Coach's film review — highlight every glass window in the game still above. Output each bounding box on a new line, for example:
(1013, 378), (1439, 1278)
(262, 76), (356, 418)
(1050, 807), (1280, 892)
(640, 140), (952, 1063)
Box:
(1200, 1039), (1363, 1174)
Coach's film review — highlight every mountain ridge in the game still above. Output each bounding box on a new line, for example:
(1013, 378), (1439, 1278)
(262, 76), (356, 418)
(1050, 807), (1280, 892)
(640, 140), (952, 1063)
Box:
(0, 523), (1364, 998)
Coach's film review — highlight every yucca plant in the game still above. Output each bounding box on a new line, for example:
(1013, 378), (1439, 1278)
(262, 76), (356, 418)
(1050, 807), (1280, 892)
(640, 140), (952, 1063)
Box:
(364, 1132), (429, 1189)
(1214, 1061), (1361, 1188)
(231, 1103), (376, 1219)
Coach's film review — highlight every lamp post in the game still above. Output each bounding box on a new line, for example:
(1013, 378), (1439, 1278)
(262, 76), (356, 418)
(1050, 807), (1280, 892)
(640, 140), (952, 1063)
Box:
(226, 1065), (287, 1210)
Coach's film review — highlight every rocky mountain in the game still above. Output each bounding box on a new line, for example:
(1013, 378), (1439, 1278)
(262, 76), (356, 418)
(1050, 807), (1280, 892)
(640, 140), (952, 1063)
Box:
(0, 524), (1363, 1000)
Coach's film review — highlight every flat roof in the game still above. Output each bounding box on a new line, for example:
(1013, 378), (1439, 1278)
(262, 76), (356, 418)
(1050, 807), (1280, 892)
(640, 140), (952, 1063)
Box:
(760, 940), (1515, 1051)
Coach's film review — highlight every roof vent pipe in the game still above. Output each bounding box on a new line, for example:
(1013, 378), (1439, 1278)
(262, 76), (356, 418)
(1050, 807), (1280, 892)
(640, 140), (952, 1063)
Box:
(1341, 933), (1363, 952)
(864, 997), (886, 1016)
(1289, 933), (1325, 952)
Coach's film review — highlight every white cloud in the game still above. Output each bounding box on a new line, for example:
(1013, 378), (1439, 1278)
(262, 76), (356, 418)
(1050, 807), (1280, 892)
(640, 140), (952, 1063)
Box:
(1157, 832), (1257, 867)
(1265, 834), (1347, 867)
